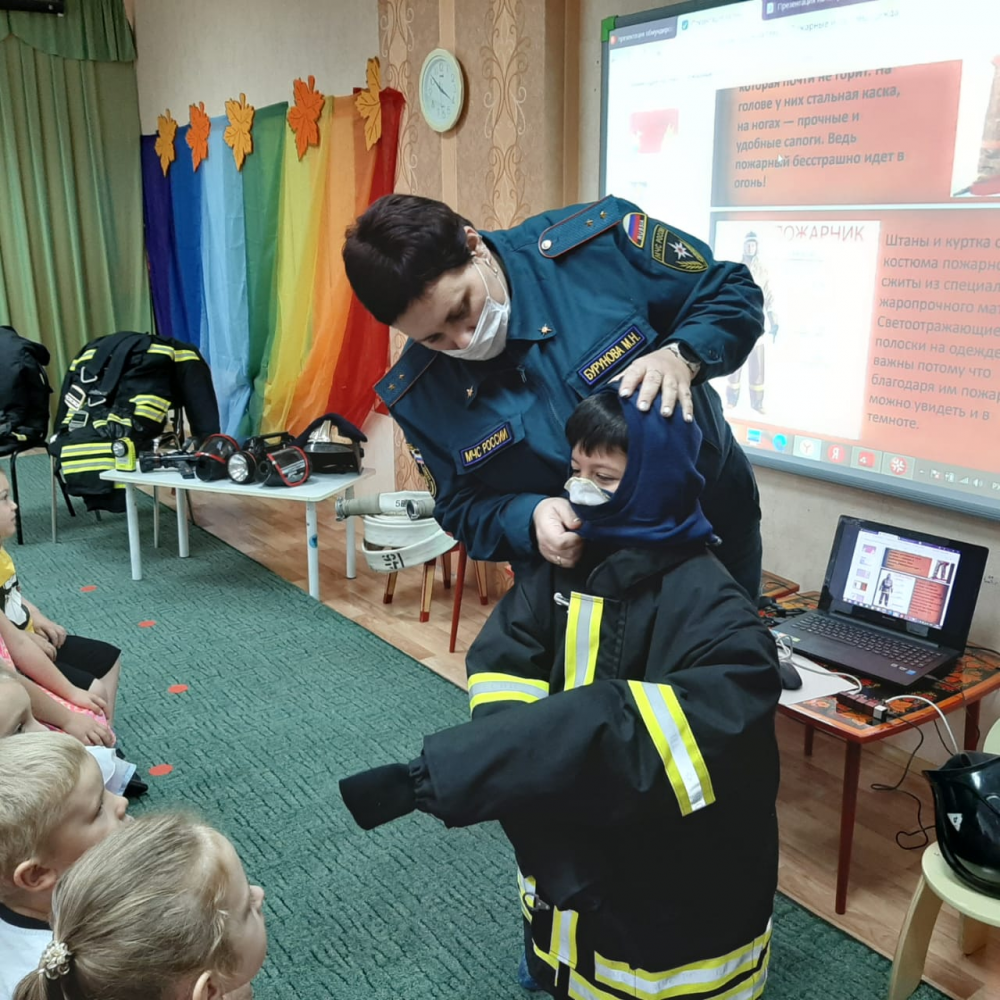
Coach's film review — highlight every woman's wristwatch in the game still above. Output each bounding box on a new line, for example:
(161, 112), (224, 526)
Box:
(664, 341), (702, 379)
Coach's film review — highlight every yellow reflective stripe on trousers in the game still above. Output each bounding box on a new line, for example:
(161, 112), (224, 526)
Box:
(628, 681), (715, 815)
(60, 461), (115, 473)
(468, 672), (549, 713)
(572, 960), (767, 1000)
(564, 592), (603, 690)
(594, 921), (771, 999)
(517, 869), (541, 921)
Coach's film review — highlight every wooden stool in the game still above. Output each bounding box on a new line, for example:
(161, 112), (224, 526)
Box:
(449, 543), (489, 653)
(887, 721), (1000, 999)
(382, 544), (458, 623)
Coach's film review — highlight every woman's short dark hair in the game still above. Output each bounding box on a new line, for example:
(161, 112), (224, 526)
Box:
(342, 194), (474, 325)
(565, 391), (629, 456)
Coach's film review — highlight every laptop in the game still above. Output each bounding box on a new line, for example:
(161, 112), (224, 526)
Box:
(774, 516), (989, 687)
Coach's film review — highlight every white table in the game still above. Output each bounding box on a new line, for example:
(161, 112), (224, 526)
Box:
(99, 467), (373, 599)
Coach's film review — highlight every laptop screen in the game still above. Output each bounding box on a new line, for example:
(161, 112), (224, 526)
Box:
(841, 528), (960, 630)
(821, 517), (989, 648)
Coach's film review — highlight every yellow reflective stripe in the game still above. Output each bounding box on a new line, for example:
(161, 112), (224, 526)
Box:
(60, 443), (114, 455)
(572, 966), (767, 1000)
(68, 349), (97, 371)
(550, 907), (579, 969)
(468, 672), (549, 713)
(133, 407), (163, 420)
(568, 972), (619, 1000)
(61, 461), (115, 473)
(131, 394), (170, 405)
(92, 419), (108, 428)
(594, 921), (771, 999)
(173, 350), (200, 361)
(108, 413), (134, 425)
(564, 592), (603, 690)
(533, 941), (559, 972)
(517, 869), (537, 921)
(146, 344), (176, 358)
(628, 681), (715, 815)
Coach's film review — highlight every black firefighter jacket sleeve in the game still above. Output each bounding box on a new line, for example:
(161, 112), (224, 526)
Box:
(414, 568), (780, 836)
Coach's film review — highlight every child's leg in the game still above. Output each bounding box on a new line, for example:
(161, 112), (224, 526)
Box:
(54, 635), (122, 723)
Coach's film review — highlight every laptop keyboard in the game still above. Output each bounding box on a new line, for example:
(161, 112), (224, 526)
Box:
(794, 614), (938, 667)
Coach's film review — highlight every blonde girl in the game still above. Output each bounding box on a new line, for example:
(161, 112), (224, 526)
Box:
(14, 813), (266, 1000)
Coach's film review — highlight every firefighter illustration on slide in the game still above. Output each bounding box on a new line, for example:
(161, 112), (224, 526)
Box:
(878, 572), (894, 608)
(726, 231), (778, 414)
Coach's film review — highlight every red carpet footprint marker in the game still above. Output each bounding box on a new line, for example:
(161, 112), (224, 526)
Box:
(138, 620), (156, 628)
(148, 764), (174, 777)
(80, 585), (97, 593)
(168, 684), (189, 694)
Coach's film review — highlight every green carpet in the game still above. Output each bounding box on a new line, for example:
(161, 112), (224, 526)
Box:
(6, 455), (948, 1000)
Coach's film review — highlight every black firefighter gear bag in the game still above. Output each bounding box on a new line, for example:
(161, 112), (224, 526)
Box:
(0, 326), (52, 447)
(924, 751), (1000, 897)
(294, 413), (365, 474)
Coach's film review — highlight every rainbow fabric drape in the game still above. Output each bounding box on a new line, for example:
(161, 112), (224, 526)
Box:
(140, 89), (403, 437)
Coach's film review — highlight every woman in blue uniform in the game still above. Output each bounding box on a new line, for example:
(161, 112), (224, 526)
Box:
(343, 194), (765, 598)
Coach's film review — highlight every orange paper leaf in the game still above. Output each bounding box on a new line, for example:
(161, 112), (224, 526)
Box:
(186, 101), (211, 172)
(223, 92), (255, 171)
(288, 75), (326, 160)
(154, 109), (177, 177)
(355, 56), (382, 151)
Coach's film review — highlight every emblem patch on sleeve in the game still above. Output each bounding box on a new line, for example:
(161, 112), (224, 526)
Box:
(623, 212), (647, 248)
(651, 225), (708, 273)
(407, 443), (437, 498)
(460, 422), (515, 469)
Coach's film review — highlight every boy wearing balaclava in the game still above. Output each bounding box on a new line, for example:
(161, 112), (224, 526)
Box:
(340, 388), (782, 1000)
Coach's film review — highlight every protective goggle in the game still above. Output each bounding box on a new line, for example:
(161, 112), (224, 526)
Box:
(259, 446), (311, 487)
(194, 434), (240, 482)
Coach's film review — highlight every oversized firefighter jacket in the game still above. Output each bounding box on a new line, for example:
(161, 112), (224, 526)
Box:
(412, 543), (781, 1000)
(50, 332), (219, 512)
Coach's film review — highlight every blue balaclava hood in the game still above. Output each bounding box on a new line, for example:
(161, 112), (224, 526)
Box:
(569, 388), (715, 549)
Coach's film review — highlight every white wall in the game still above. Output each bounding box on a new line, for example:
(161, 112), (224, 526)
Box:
(579, 0), (1000, 749)
(132, 0), (395, 494)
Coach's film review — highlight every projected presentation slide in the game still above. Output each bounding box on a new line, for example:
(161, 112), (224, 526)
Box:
(604, 0), (1000, 516)
(843, 529), (959, 628)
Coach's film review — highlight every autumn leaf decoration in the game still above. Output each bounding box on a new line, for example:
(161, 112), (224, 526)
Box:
(154, 109), (177, 177)
(186, 102), (211, 172)
(355, 57), (382, 151)
(288, 75), (326, 160)
(223, 93), (255, 171)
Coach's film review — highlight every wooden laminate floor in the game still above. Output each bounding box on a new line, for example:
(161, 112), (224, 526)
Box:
(149, 487), (999, 999)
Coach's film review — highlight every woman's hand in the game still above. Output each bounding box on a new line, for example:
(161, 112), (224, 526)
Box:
(62, 713), (115, 747)
(533, 498), (584, 568)
(615, 346), (695, 421)
(66, 685), (110, 718)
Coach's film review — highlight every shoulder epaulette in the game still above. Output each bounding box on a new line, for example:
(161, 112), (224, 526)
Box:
(537, 196), (622, 259)
(374, 344), (437, 408)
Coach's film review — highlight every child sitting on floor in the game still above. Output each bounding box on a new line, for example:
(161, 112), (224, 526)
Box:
(0, 469), (122, 725)
(13, 812), (267, 1000)
(341, 388), (781, 1000)
(0, 732), (129, 1000)
(0, 615), (113, 747)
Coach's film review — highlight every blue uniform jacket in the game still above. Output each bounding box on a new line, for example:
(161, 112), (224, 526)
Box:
(375, 196), (764, 566)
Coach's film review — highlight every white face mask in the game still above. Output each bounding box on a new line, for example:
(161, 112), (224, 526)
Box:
(446, 258), (510, 361)
(564, 476), (614, 506)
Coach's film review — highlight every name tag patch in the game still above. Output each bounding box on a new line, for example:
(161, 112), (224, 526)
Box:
(460, 422), (515, 469)
(651, 226), (708, 273)
(577, 326), (648, 386)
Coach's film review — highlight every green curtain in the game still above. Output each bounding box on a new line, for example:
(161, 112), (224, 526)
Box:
(0, 2), (135, 62)
(0, 0), (147, 381)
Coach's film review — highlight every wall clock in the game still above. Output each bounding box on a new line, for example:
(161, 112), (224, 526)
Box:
(419, 48), (465, 133)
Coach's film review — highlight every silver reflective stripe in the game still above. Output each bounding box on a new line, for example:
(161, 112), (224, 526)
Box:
(471, 680), (549, 700)
(645, 683), (708, 812)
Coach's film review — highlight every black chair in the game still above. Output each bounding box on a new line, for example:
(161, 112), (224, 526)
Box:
(0, 438), (76, 545)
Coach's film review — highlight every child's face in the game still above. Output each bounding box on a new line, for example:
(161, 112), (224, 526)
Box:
(570, 445), (628, 495)
(38, 752), (130, 876)
(0, 679), (47, 738)
(0, 474), (17, 541)
(215, 833), (268, 990)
